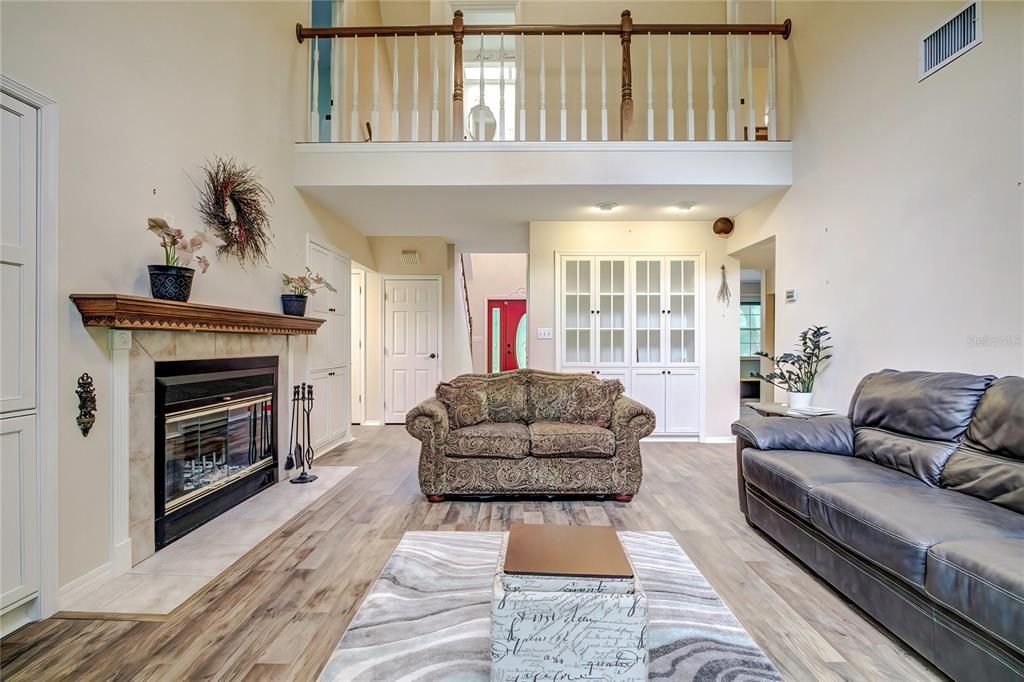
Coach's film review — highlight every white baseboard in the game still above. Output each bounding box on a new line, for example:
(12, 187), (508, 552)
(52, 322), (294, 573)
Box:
(361, 420), (383, 426)
(1, 599), (37, 637)
(643, 434), (700, 443)
(58, 561), (112, 609)
(702, 436), (737, 444)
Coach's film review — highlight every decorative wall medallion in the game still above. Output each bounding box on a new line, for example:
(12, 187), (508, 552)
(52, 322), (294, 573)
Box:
(76, 373), (97, 436)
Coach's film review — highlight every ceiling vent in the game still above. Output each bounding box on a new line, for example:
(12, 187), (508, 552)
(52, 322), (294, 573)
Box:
(919, 1), (981, 81)
(401, 249), (420, 266)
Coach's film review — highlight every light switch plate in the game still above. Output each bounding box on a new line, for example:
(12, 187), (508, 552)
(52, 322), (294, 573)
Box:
(536, 327), (553, 339)
(785, 289), (798, 303)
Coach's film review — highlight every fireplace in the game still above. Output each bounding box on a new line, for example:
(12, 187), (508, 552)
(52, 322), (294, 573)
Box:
(154, 356), (278, 549)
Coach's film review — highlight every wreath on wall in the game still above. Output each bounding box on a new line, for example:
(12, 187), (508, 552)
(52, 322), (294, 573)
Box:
(194, 156), (274, 267)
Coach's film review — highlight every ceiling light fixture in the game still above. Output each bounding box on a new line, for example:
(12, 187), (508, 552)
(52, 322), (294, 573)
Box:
(675, 201), (697, 211)
(595, 202), (619, 212)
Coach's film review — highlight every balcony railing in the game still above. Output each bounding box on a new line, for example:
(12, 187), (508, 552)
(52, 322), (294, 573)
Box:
(297, 11), (791, 144)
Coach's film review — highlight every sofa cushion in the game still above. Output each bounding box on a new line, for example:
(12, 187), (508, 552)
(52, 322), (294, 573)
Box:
(562, 379), (624, 428)
(525, 370), (592, 423)
(742, 449), (925, 518)
(449, 372), (528, 423)
(941, 376), (1024, 514)
(529, 421), (615, 458)
(848, 370), (995, 485)
(732, 416), (854, 455)
(807, 482), (1024, 587)
(436, 383), (488, 428)
(926, 539), (1024, 655)
(445, 423), (531, 459)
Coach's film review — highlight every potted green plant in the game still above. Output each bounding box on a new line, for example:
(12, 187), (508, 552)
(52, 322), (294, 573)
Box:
(754, 325), (833, 409)
(281, 268), (336, 316)
(146, 217), (223, 302)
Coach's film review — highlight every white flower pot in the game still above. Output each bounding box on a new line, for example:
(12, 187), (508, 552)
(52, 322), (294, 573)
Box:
(787, 392), (812, 410)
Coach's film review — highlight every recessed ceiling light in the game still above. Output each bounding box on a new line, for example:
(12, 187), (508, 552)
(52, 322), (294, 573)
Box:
(675, 201), (697, 211)
(595, 202), (618, 212)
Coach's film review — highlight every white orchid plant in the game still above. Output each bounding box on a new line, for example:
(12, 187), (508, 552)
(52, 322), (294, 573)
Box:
(282, 267), (337, 296)
(147, 216), (224, 273)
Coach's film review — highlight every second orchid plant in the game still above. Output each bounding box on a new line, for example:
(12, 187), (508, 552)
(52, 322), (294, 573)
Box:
(147, 216), (224, 273)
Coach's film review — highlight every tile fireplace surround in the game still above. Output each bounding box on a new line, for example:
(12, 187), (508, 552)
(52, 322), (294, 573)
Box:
(123, 330), (289, 568)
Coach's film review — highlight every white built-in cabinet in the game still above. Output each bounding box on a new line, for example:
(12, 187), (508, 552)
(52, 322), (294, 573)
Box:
(559, 254), (703, 437)
(307, 240), (352, 450)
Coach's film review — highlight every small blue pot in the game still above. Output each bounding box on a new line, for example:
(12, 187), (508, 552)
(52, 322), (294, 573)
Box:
(281, 294), (308, 316)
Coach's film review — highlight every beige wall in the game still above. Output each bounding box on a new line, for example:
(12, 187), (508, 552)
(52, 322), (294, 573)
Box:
(731, 1), (1024, 407)
(1, 1), (374, 588)
(467, 253), (529, 373)
(528, 221), (741, 438)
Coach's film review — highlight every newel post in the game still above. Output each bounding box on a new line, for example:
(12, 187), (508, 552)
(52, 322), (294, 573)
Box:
(619, 9), (634, 140)
(452, 10), (465, 141)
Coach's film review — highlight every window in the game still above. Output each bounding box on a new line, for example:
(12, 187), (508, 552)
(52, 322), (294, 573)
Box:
(457, 4), (518, 140)
(740, 302), (761, 357)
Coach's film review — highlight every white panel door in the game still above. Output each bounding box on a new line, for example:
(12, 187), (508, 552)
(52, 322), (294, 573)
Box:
(629, 369), (666, 435)
(1, 94), (38, 415)
(384, 279), (439, 424)
(326, 252), (350, 368)
(306, 372), (332, 449)
(307, 243), (332, 371)
(665, 369), (700, 434)
(1, 415), (39, 609)
(350, 271), (364, 424)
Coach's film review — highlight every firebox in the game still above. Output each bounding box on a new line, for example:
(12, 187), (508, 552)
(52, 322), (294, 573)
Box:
(154, 356), (278, 549)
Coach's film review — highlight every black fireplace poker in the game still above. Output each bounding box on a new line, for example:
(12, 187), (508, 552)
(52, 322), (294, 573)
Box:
(290, 383), (318, 484)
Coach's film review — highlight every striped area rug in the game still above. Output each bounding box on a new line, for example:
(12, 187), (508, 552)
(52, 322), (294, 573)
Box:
(320, 531), (781, 681)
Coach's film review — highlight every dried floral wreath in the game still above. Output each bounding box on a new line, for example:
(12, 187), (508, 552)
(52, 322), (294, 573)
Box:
(194, 156), (274, 266)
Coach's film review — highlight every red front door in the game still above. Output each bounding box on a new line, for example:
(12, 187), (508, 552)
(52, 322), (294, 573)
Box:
(487, 299), (527, 372)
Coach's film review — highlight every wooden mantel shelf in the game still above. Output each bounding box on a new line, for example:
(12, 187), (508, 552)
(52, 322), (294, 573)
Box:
(70, 294), (324, 335)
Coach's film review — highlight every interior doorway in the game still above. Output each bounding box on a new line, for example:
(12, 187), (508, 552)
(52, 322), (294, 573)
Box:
(487, 299), (527, 372)
(383, 277), (441, 424)
(733, 237), (776, 415)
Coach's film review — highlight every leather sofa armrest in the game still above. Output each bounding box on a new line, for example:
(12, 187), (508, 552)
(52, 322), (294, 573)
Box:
(731, 415), (854, 456)
(610, 396), (657, 440)
(405, 398), (450, 448)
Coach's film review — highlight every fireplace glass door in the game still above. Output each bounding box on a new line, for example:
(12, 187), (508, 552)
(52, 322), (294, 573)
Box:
(163, 395), (274, 511)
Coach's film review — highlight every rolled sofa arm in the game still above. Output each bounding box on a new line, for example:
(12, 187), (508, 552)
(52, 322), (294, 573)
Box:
(405, 398), (450, 448)
(610, 396), (657, 440)
(731, 415), (854, 456)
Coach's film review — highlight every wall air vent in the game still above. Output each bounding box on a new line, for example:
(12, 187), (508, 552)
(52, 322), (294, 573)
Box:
(919, 1), (981, 81)
(401, 250), (420, 266)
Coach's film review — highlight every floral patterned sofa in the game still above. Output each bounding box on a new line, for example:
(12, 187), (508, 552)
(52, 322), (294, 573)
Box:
(405, 369), (656, 502)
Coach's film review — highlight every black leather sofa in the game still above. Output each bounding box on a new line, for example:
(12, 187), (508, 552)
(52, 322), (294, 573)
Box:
(732, 370), (1023, 681)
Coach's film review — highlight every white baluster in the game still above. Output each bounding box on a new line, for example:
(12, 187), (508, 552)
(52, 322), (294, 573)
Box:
(310, 37), (320, 142)
(646, 32), (654, 141)
(666, 33), (674, 141)
(331, 36), (340, 141)
(686, 33), (694, 141)
(499, 33), (506, 141)
(707, 33), (716, 140)
(580, 34), (587, 140)
(600, 33), (608, 141)
(478, 34), (485, 141)
(559, 33), (567, 141)
(518, 33), (526, 141)
(539, 35), (546, 141)
(431, 34), (439, 141)
(351, 37), (360, 141)
(726, 32), (736, 140)
(746, 33), (755, 141)
(411, 34), (420, 141)
(372, 34), (380, 138)
(392, 34), (399, 141)
(767, 33), (777, 141)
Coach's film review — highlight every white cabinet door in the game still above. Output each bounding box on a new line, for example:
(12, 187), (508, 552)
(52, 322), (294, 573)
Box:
(561, 257), (593, 366)
(629, 369), (666, 434)
(307, 243), (332, 371)
(586, 368), (630, 394)
(350, 271), (364, 424)
(306, 372), (331, 449)
(1, 95), (38, 415)
(632, 258), (663, 365)
(326, 253), (350, 369)
(665, 369), (700, 434)
(1, 415), (39, 610)
(594, 258), (628, 366)
(327, 366), (348, 441)
(665, 258), (698, 365)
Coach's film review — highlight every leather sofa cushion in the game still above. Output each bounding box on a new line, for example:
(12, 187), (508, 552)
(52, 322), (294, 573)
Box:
(807, 482), (1024, 587)
(529, 421), (615, 458)
(446, 423), (531, 459)
(742, 449), (924, 518)
(941, 377), (1024, 514)
(849, 369), (994, 440)
(853, 427), (957, 486)
(926, 539), (1024, 655)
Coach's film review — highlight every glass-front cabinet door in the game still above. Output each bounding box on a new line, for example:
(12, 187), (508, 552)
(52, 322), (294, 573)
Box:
(667, 258), (698, 364)
(633, 258), (663, 364)
(595, 258), (627, 365)
(562, 257), (592, 365)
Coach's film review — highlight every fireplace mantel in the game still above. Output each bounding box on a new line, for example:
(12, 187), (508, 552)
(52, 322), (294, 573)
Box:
(70, 294), (324, 335)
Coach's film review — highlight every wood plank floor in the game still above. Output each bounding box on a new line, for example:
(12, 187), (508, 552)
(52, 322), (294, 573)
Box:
(1, 426), (943, 681)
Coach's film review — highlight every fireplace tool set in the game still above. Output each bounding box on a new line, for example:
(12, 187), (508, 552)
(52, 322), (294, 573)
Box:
(287, 383), (318, 484)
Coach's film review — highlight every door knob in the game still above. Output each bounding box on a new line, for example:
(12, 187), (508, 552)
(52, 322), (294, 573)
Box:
(429, 353), (437, 359)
